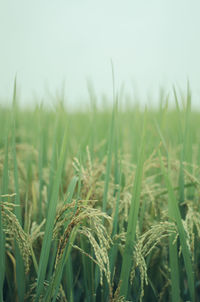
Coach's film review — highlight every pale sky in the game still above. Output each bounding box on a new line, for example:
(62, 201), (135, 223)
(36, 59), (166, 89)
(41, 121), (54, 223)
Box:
(0, 0), (200, 107)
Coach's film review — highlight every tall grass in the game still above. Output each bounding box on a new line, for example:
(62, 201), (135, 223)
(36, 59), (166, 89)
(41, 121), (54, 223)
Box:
(0, 87), (199, 301)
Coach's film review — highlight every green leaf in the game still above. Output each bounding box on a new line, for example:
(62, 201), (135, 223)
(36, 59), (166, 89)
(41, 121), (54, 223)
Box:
(159, 151), (195, 302)
(119, 110), (146, 299)
(35, 128), (68, 301)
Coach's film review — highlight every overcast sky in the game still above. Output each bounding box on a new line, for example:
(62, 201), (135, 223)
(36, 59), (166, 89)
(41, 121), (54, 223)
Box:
(1, 0), (200, 107)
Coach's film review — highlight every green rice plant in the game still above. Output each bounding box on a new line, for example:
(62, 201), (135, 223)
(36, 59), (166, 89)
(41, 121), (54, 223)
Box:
(119, 110), (146, 299)
(159, 151), (195, 301)
(154, 117), (180, 302)
(0, 134), (9, 302)
(37, 106), (46, 223)
(0, 85), (200, 302)
(12, 80), (26, 302)
(166, 158), (180, 302)
(35, 128), (68, 301)
(102, 99), (116, 215)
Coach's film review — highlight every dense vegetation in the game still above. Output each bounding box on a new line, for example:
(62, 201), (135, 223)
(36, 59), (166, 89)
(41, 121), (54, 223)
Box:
(0, 84), (200, 301)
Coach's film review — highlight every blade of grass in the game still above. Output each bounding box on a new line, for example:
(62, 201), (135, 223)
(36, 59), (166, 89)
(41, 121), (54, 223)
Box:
(154, 120), (168, 156)
(0, 133), (9, 301)
(47, 112), (65, 204)
(183, 84), (193, 201)
(155, 114), (181, 301)
(159, 151), (195, 302)
(119, 110), (146, 299)
(109, 107), (121, 281)
(60, 176), (79, 302)
(102, 102), (115, 214)
(35, 127), (68, 301)
(173, 86), (183, 142)
(94, 64), (117, 296)
(87, 80), (97, 160)
(167, 156), (180, 302)
(63, 254), (74, 302)
(168, 236), (180, 302)
(110, 169), (121, 280)
(12, 79), (25, 302)
(102, 60), (117, 214)
(174, 84), (193, 222)
(38, 110), (45, 223)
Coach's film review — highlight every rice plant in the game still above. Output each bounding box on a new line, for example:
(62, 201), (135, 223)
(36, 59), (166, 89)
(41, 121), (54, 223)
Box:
(0, 86), (199, 301)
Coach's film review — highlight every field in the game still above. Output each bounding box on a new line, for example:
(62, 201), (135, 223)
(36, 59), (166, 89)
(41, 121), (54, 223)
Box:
(0, 84), (200, 302)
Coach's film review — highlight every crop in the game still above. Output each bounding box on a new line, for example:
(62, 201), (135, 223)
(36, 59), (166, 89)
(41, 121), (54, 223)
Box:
(0, 84), (199, 301)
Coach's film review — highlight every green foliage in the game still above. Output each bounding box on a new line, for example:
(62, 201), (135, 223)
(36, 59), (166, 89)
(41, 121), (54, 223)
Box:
(0, 87), (199, 301)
